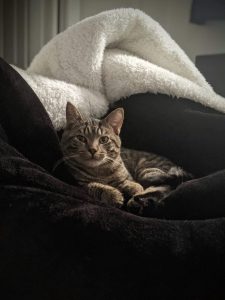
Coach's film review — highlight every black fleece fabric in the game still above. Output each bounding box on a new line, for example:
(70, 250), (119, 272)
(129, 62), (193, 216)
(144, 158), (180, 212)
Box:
(1, 57), (225, 300)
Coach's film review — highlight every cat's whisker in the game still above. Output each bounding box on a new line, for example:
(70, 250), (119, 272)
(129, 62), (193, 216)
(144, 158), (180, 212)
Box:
(52, 159), (65, 172)
(52, 154), (79, 172)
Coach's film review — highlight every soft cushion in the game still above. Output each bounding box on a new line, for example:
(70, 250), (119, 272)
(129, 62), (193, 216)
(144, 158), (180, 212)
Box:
(1, 57), (225, 300)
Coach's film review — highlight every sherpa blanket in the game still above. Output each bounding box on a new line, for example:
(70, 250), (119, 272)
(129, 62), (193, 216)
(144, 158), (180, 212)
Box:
(13, 8), (225, 130)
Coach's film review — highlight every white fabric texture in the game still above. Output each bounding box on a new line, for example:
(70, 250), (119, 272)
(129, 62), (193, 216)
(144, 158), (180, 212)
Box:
(14, 8), (225, 129)
(13, 66), (107, 130)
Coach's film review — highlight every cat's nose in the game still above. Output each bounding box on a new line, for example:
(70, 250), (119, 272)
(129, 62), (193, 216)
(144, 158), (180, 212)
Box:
(88, 148), (97, 156)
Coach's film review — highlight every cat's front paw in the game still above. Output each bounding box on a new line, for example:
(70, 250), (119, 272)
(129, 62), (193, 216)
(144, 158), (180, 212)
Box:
(119, 180), (144, 199)
(126, 197), (150, 215)
(127, 185), (171, 215)
(106, 189), (124, 208)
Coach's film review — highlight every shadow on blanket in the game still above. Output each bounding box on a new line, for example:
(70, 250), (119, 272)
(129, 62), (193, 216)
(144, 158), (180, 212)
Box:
(1, 57), (225, 300)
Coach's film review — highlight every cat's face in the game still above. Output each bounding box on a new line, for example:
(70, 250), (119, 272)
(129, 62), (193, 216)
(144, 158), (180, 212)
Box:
(61, 102), (124, 167)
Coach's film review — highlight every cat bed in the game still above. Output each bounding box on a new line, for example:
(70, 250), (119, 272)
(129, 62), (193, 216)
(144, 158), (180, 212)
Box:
(1, 55), (225, 300)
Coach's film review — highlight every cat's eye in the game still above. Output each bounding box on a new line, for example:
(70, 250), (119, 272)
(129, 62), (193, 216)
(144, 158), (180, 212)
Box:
(99, 136), (109, 144)
(76, 135), (87, 143)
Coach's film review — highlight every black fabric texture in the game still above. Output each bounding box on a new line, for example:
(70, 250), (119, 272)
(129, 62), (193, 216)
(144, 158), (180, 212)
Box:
(1, 57), (225, 299)
(115, 94), (225, 219)
(116, 93), (225, 177)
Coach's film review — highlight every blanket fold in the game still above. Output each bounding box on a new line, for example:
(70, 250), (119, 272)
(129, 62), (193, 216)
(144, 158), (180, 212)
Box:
(11, 8), (225, 130)
(26, 9), (225, 126)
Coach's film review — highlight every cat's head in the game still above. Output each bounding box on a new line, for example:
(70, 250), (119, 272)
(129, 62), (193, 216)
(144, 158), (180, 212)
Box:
(61, 102), (124, 167)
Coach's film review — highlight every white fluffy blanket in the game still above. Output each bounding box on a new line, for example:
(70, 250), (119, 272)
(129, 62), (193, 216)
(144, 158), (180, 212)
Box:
(14, 8), (225, 129)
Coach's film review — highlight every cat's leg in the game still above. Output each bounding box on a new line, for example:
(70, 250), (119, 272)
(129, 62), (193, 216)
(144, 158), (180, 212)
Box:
(123, 149), (192, 188)
(127, 168), (193, 215)
(118, 179), (144, 200)
(136, 167), (170, 187)
(136, 166), (192, 189)
(87, 182), (124, 207)
(127, 185), (171, 215)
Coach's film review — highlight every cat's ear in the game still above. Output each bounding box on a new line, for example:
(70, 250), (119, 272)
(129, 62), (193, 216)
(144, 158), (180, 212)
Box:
(66, 102), (83, 125)
(103, 108), (124, 135)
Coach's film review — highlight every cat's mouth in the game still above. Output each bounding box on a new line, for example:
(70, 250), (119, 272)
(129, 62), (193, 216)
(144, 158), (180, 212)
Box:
(87, 157), (101, 162)
(82, 153), (105, 164)
(83, 157), (104, 168)
(86, 152), (105, 160)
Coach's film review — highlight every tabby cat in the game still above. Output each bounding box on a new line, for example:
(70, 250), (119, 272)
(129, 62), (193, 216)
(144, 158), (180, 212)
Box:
(60, 102), (192, 212)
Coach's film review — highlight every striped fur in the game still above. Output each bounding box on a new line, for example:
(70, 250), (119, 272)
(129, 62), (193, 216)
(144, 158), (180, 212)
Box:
(60, 103), (192, 208)
(121, 148), (192, 189)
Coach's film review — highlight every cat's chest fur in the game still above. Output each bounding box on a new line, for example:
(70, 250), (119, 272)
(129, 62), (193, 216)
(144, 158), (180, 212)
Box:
(69, 158), (131, 187)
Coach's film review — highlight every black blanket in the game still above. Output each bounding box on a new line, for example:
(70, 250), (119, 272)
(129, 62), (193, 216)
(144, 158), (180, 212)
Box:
(1, 58), (225, 300)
